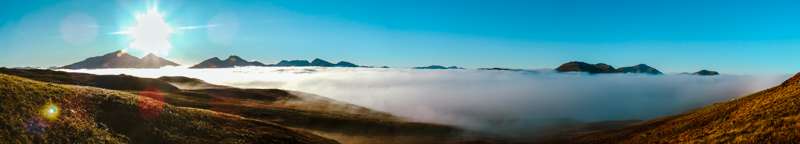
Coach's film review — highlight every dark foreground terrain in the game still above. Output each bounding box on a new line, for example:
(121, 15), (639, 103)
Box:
(572, 73), (800, 143)
(0, 68), (503, 144)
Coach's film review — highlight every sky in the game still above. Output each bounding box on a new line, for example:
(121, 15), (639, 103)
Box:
(1, 0), (800, 74)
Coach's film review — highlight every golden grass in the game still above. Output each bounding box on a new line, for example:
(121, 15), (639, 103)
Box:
(0, 74), (337, 144)
(575, 73), (800, 143)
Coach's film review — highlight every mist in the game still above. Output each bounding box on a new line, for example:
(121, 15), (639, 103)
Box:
(65, 67), (790, 136)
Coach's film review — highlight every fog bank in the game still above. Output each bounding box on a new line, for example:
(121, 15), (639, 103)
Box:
(66, 67), (790, 135)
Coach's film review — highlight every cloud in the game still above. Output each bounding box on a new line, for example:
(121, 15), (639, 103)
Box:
(66, 67), (790, 136)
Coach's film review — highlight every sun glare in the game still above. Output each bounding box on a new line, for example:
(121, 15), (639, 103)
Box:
(119, 5), (174, 56)
(40, 102), (60, 121)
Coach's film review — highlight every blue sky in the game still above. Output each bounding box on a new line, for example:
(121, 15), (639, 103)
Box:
(1, 0), (799, 74)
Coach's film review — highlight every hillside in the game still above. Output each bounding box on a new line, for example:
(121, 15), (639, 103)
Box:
(574, 72), (800, 143)
(0, 74), (336, 144)
(0, 68), (474, 143)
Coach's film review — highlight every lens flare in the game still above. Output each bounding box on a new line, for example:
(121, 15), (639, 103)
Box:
(40, 102), (60, 121)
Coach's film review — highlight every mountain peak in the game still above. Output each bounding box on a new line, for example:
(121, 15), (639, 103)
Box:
(190, 56), (264, 68)
(62, 50), (179, 69)
(142, 53), (160, 59)
(618, 64), (662, 75)
(227, 55), (244, 60)
(102, 50), (132, 58)
(310, 58), (334, 67)
(555, 61), (618, 74)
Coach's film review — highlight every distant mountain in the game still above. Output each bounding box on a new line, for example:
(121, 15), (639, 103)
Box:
(61, 50), (179, 69)
(617, 64), (663, 75)
(692, 69), (719, 76)
(574, 72), (800, 143)
(273, 58), (360, 67)
(140, 53), (180, 68)
(275, 60), (312, 67)
(333, 61), (359, 67)
(414, 65), (462, 69)
(190, 55), (266, 68)
(310, 58), (334, 67)
(556, 61), (664, 75)
(555, 61), (618, 74)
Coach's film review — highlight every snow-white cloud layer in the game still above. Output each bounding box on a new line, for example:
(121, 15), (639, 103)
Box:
(65, 67), (790, 135)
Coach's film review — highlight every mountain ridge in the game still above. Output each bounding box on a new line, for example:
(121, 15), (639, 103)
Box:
(62, 50), (179, 69)
(189, 55), (266, 68)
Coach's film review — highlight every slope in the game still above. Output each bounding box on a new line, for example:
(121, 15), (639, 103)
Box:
(0, 73), (337, 144)
(575, 72), (800, 143)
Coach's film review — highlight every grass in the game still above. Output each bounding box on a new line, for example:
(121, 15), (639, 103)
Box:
(0, 73), (337, 144)
(574, 73), (800, 143)
(0, 68), (493, 143)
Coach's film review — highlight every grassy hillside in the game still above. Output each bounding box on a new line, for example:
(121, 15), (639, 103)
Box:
(0, 69), (480, 143)
(574, 73), (800, 143)
(0, 73), (337, 144)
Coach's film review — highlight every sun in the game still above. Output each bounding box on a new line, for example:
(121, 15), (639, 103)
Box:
(117, 5), (174, 56)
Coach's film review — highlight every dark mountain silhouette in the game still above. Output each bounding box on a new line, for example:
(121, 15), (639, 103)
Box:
(555, 61), (618, 74)
(333, 61), (359, 67)
(274, 58), (360, 67)
(189, 55), (266, 68)
(693, 69), (720, 76)
(556, 61), (665, 75)
(617, 64), (663, 75)
(575, 72), (800, 143)
(414, 65), (462, 69)
(478, 67), (525, 72)
(310, 58), (335, 67)
(61, 50), (179, 69)
(275, 60), (312, 67)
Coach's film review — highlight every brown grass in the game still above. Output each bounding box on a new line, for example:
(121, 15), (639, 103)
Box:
(0, 74), (337, 144)
(574, 73), (800, 143)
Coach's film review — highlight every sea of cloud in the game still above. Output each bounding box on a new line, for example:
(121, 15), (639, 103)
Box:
(65, 67), (790, 135)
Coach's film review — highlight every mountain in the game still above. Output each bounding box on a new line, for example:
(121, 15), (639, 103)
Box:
(189, 55), (266, 68)
(555, 61), (618, 74)
(310, 58), (335, 67)
(61, 50), (179, 69)
(693, 69), (720, 76)
(140, 53), (180, 68)
(333, 61), (359, 67)
(0, 72), (337, 144)
(275, 60), (312, 67)
(414, 65), (462, 69)
(617, 64), (663, 75)
(556, 61), (666, 75)
(575, 73), (800, 143)
(273, 59), (360, 67)
(478, 67), (525, 72)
